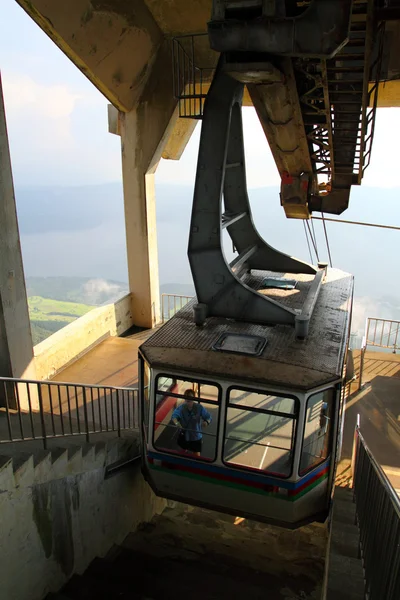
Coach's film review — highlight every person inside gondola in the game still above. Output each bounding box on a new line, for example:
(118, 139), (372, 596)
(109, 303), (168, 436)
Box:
(171, 389), (212, 457)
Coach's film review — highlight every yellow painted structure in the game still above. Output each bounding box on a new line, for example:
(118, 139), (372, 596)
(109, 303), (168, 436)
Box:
(3, 1), (400, 376)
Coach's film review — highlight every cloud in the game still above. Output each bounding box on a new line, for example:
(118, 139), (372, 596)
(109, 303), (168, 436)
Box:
(82, 278), (128, 304)
(1, 69), (122, 186)
(156, 107), (280, 189)
(3, 74), (80, 119)
(2, 72), (81, 153)
(351, 295), (400, 338)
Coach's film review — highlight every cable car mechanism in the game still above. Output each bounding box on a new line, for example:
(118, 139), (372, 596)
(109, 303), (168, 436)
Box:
(139, 1), (360, 528)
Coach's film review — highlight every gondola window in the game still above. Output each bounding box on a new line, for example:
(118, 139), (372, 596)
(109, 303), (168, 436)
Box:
(224, 388), (297, 477)
(300, 389), (333, 475)
(153, 376), (220, 461)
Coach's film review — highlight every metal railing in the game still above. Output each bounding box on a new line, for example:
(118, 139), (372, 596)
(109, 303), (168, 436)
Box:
(360, 20), (385, 180)
(172, 34), (216, 119)
(0, 376), (138, 449)
(161, 293), (194, 323)
(352, 421), (400, 600)
(365, 317), (400, 352)
(358, 317), (400, 390)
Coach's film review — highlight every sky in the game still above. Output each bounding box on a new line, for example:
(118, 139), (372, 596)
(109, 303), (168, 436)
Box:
(1, 0), (400, 337)
(2, 0), (400, 190)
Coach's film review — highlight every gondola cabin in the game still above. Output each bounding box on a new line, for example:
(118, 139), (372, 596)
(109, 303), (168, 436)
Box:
(139, 268), (353, 528)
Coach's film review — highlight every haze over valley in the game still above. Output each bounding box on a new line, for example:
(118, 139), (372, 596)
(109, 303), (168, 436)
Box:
(15, 182), (400, 343)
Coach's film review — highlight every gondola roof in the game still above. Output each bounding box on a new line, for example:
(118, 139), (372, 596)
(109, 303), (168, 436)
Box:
(140, 268), (353, 391)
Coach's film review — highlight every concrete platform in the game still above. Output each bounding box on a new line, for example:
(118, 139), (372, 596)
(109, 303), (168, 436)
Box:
(52, 335), (145, 388)
(341, 350), (400, 492)
(51, 328), (160, 387)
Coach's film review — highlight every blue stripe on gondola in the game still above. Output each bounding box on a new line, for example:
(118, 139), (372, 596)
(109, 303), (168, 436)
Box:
(147, 450), (330, 490)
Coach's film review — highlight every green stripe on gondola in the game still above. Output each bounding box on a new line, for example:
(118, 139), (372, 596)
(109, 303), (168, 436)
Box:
(293, 472), (329, 499)
(149, 463), (328, 501)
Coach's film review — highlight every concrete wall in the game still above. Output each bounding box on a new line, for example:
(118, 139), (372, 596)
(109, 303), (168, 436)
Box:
(0, 437), (166, 600)
(34, 294), (134, 381)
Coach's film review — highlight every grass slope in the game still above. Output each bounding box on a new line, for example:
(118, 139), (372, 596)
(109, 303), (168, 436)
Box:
(29, 296), (94, 345)
(29, 296), (93, 322)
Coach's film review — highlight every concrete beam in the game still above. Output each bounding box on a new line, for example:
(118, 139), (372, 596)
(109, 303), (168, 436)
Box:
(0, 74), (36, 393)
(372, 80), (400, 108)
(247, 60), (311, 178)
(109, 102), (198, 161)
(120, 40), (178, 328)
(16, 0), (163, 112)
(161, 117), (197, 160)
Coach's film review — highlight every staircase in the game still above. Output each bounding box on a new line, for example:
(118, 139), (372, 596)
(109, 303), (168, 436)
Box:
(0, 436), (138, 489)
(0, 435), (168, 600)
(324, 486), (365, 600)
(328, 0), (373, 187)
(46, 503), (328, 600)
(295, 0), (383, 214)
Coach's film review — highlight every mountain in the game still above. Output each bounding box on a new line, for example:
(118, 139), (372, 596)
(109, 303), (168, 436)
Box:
(15, 181), (400, 298)
(13, 182), (399, 343)
(26, 277), (129, 344)
(26, 276), (128, 306)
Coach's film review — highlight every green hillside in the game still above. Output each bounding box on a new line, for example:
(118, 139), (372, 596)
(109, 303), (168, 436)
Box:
(26, 279), (196, 346)
(26, 277), (128, 305)
(29, 296), (94, 345)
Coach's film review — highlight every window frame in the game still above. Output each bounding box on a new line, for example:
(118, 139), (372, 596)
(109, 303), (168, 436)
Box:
(152, 373), (222, 463)
(139, 353), (151, 445)
(222, 385), (300, 479)
(298, 387), (335, 477)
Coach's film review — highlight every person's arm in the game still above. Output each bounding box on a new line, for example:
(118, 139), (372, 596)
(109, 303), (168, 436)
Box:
(200, 405), (212, 425)
(171, 405), (182, 426)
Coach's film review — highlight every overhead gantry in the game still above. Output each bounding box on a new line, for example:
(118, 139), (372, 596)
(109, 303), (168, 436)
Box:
(207, 0), (386, 218)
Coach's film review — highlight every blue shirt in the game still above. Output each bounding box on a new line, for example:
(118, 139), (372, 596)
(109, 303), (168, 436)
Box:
(171, 403), (212, 442)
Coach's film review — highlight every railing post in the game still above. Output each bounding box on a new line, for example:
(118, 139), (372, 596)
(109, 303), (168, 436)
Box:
(82, 386), (90, 443)
(116, 389), (121, 437)
(37, 383), (47, 450)
(134, 390), (139, 429)
(351, 413), (360, 489)
(358, 338), (366, 391)
(3, 381), (13, 442)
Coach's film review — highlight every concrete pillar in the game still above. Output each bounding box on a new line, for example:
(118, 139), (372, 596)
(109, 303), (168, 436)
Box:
(119, 109), (161, 328)
(117, 42), (181, 329)
(0, 73), (36, 405)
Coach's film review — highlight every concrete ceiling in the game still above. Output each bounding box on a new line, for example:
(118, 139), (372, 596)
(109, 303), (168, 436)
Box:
(16, 0), (166, 111)
(14, 0), (400, 120)
(144, 0), (212, 35)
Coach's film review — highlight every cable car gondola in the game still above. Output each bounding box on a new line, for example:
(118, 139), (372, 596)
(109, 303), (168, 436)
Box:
(138, 56), (353, 528)
(138, 267), (353, 529)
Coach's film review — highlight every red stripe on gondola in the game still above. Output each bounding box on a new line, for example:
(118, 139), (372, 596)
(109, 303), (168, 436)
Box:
(288, 466), (329, 497)
(152, 458), (279, 492)
(149, 456), (328, 496)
